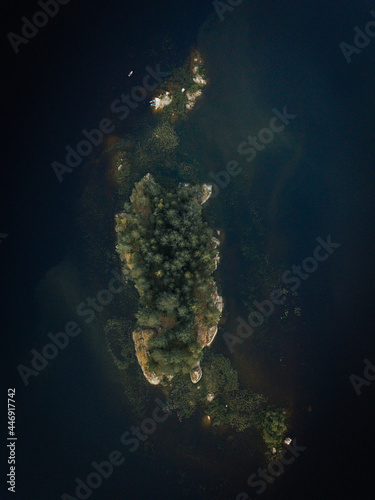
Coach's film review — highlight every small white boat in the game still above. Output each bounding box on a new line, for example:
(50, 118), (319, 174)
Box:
(128, 70), (133, 77)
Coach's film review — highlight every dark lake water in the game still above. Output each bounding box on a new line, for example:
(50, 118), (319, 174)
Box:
(3, 1), (375, 498)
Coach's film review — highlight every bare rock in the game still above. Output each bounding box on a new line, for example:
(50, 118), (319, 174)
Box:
(198, 184), (212, 205)
(190, 362), (202, 384)
(206, 392), (215, 402)
(132, 328), (162, 385)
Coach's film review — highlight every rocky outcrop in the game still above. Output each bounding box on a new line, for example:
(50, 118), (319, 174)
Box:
(194, 236), (222, 349)
(151, 50), (206, 116)
(182, 182), (212, 205)
(186, 89), (202, 110)
(192, 74), (206, 86)
(206, 392), (215, 402)
(198, 184), (212, 205)
(212, 236), (220, 270)
(196, 287), (223, 349)
(152, 92), (172, 111)
(132, 328), (162, 385)
(190, 362), (202, 384)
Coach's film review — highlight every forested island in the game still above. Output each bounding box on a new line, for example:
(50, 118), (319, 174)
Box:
(111, 173), (287, 455)
(115, 174), (222, 384)
(74, 46), (292, 460)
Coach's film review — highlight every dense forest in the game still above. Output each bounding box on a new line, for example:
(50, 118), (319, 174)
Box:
(115, 174), (221, 378)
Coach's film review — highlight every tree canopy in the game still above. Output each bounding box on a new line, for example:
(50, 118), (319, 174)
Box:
(115, 175), (219, 377)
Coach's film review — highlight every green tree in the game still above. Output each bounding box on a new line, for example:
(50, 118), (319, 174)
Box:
(156, 292), (180, 315)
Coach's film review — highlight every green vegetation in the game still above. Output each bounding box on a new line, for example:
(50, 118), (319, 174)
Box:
(202, 353), (267, 433)
(165, 373), (207, 420)
(104, 317), (151, 418)
(115, 175), (220, 378)
(105, 318), (136, 371)
(158, 50), (206, 119)
(255, 407), (288, 452)
(165, 351), (287, 451)
(208, 391), (263, 432)
(241, 202), (277, 308)
(134, 121), (180, 173)
(165, 352), (238, 421)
